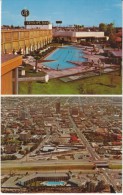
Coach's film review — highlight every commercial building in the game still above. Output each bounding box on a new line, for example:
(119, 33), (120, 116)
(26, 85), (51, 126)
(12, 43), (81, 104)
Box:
(19, 131), (31, 142)
(1, 29), (52, 54)
(1, 28), (52, 94)
(17, 173), (69, 186)
(71, 107), (79, 116)
(5, 144), (17, 154)
(1, 54), (22, 94)
(56, 102), (60, 114)
(53, 31), (107, 42)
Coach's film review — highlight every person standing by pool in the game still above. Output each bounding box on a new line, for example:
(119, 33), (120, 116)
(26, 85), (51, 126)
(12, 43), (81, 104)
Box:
(98, 59), (101, 65)
(57, 64), (60, 70)
(91, 60), (94, 66)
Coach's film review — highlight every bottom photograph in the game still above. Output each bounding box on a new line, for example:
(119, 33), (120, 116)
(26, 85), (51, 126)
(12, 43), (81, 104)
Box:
(1, 96), (122, 193)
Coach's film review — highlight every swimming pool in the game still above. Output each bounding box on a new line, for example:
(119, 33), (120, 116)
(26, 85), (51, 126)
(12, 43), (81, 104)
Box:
(41, 181), (66, 186)
(43, 46), (86, 70)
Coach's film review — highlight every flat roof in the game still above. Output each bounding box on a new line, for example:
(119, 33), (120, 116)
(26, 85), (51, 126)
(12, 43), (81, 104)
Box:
(18, 173), (68, 183)
(2, 176), (20, 188)
(2, 29), (51, 32)
(110, 50), (122, 58)
(1, 54), (22, 75)
(1, 54), (21, 64)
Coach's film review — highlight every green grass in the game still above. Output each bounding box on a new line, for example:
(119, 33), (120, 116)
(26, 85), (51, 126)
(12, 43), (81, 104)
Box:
(109, 164), (122, 169)
(2, 164), (94, 172)
(19, 71), (122, 95)
(19, 64), (45, 77)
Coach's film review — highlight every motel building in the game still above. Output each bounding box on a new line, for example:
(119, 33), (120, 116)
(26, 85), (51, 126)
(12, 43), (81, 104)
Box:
(53, 31), (107, 43)
(1, 21), (53, 95)
(16, 173), (69, 188)
(1, 54), (22, 94)
(1, 22), (108, 95)
(1, 25), (52, 55)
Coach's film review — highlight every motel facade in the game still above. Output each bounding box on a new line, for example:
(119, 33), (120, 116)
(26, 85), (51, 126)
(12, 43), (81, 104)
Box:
(1, 29), (52, 55)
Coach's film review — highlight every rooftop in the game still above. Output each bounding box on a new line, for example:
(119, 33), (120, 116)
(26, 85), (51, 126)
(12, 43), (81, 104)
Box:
(18, 172), (68, 183)
(1, 54), (21, 64)
(109, 50), (122, 58)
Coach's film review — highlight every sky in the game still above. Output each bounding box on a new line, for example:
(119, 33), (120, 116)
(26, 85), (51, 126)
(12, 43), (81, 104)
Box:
(1, 0), (122, 27)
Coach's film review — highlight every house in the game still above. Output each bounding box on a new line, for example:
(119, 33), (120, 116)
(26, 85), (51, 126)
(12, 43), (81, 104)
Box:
(19, 131), (31, 142)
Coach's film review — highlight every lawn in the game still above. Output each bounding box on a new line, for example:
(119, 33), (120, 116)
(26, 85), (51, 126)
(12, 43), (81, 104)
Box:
(19, 71), (122, 95)
(19, 64), (46, 77)
(109, 164), (122, 169)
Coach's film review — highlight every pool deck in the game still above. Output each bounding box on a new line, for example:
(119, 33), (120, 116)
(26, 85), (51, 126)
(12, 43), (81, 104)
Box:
(21, 45), (120, 81)
(43, 63), (118, 79)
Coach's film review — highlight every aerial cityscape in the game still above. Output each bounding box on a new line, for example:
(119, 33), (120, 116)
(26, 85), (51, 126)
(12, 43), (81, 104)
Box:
(1, 0), (122, 194)
(1, 0), (122, 94)
(1, 97), (122, 193)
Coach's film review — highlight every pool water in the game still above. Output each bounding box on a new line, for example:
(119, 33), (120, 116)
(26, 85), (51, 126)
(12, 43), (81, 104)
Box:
(43, 46), (86, 70)
(42, 181), (65, 186)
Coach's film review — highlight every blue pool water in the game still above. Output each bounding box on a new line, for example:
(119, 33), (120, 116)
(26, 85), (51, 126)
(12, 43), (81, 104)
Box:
(43, 46), (86, 70)
(43, 181), (65, 186)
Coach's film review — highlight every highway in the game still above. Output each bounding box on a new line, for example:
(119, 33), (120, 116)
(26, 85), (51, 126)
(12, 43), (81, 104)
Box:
(68, 110), (99, 161)
(77, 97), (121, 193)
(101, 168), (119, 193)
(1, 97), (121, 193)
(1, 160), (94, 174)
(2, 159), (93, 166)
(19, 131), (51, 162)
(19, 97), (59, 162)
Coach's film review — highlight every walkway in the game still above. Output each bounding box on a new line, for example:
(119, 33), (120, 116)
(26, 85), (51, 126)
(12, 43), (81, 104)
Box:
(18, 63), (118, 82)
(43, 63), (117, 79)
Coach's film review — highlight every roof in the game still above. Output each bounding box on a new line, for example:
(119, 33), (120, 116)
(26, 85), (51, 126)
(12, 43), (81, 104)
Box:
(110, 50), (122, 58)
(2, 29), (51, 33)
(71, 135), (78, 141)
(116, 31), (122, 37)
(115, 37), (122, 42)
(20, 131), (29, 134)
(1, 54), (20, 64)
(42, 146), (55, 151)
(2, 176), (19, 188)
(18, 173), (68, 183)
(1, 54), (22, 75)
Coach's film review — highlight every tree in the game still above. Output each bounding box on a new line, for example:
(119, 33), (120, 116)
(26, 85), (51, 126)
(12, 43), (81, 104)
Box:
(99, 22), (115, 36)
(119, 61), (122, 76)
(99, 23), (107, 32)
(34, 55), (41, 72)
(109, 33), (117, 48)
(106, 23), (115, 35)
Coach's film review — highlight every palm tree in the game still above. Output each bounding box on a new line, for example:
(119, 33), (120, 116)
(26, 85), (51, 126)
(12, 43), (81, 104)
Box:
(119, 61), (122, 76)
(34, 55), (41, 72)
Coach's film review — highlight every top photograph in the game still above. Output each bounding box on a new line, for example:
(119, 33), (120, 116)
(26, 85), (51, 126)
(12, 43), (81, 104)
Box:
(1, 0), (122, 95)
